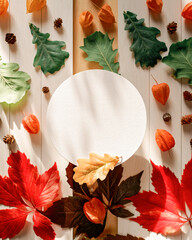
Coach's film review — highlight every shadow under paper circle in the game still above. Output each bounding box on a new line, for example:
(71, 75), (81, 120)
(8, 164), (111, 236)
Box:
(46, 70), (147, 165)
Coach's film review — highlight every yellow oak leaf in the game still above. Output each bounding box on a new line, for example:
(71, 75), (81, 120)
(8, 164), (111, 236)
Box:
(73, 153), (119, 187)
(27, 0), (46, 13)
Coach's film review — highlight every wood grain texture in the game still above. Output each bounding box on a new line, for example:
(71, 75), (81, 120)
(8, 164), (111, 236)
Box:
(73, 0), (118, 74)
(0, 0), (192, 239)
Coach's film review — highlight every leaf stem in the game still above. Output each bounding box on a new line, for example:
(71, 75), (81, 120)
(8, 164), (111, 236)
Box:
(151, 74), (159, 85)
(73, 192), (90, 201)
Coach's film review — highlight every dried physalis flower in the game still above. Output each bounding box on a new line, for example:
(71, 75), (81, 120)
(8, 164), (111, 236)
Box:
(22, 114), (40, 134)
(0, 0), (9, 15)
(155, 129), (175, 152)
(83, 198), (106, 224)
(73, 153), (119, 186)
(27, 0), (46, 13)
(5, 33), (16, 44)
(42, 86), (49, 93)
(182, 2), (192, 21)
(98, 4), (116, 24)
(79, 11), (93, 28)
(146, 0), (163, 13)
(167, 21), (177, 34)
(54, 18), (63, 28)
(181, 114), (192, 125)
(3, 134), (15, 144)
(151, 75), (170, 105)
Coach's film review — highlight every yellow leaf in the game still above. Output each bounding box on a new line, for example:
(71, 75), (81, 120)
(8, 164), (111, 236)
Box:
(27, 0), (46, 13)
(73, 153), (119, 187)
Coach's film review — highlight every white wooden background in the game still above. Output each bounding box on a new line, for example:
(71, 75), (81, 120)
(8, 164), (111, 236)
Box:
(0, 0), (192, 240)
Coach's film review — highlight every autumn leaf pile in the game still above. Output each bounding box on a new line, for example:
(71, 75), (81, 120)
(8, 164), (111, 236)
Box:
(0, 151), (60, 240)
(44, 163), (143, 238)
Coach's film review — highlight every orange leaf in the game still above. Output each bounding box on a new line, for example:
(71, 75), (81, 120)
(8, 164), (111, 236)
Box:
(152, 82), (170, 105)
(79, 11), (93, 28)
(83, 198), (106, 224)
(27, 0), (46, 13)
(73, 153), (119, 186)
(182, 2), (192, 21)
(155, 129), (175, 152)
(98, 4), (116, 24)
(0, 0), (9, 15)
(146, 0), (163, 13)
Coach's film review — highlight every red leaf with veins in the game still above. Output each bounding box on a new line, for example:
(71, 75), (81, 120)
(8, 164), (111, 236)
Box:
(181, 158), (192, 213)
(0, 208), (29, 239)
(33, 211), (56, 240)
(130, 191), (186, 235)
(0, 151), (60, 240)
(151, 161), (186, 213)
(0, 176), (26, 207)
(7, 151), (38, 203)
(32, 163), (60, 209)
(130, 161), (190, 235)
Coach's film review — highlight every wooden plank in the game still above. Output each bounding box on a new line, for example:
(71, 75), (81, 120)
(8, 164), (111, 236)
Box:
(73, 0), (118, 236)
(73, 0), (118, 74)
(149, 0), (182, 240)
(0, 0), (10, 218)
(182, 0), (192, 239)
(9, 0), (41, 239)
(118, 0), (150, 238)
(41, 0), (73, 239)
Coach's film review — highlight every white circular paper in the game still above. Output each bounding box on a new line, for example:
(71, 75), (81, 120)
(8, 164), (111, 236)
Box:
(46, 70), (146, 165)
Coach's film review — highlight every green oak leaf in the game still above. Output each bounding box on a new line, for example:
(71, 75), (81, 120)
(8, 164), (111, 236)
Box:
(29, 23), (69, 74)
(80, 31), (119, 73)
(0, 58), (30, 104)
(124, 11), (167, 68)
(162, 38), (192, 84)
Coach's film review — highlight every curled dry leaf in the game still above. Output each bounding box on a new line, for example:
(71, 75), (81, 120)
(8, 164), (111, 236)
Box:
(98, 4), (115, 24)
(27, 0), (46, 13)
(22, 114), (40, 134)
(155, 129), (175, 152)
(182, 2), (192, 21)
(0, 0), (9, 15)
(83, 198), (106, 224)
(79, 11), (93, 28)
(73, 153), (119, 186)
(146, 0), (163, 13)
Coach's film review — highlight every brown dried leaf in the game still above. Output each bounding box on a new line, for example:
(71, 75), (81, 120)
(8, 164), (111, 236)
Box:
(73, 153), (119, 187)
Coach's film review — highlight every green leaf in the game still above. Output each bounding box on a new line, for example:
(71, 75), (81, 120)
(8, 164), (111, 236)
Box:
(29, 23), (69, 74)
(123, 11), (167, 67)
(162, 38), (192, 83)
(112, 171), (143, 206)
(80, 31), (119, 73)
(0, 60), (30, 104)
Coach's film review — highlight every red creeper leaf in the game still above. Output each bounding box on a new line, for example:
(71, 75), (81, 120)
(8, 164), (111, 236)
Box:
(32, 163), (60, 209)
(0, 176), (26, 207)
(7, 151), (39, 203)
(33, 211), (55, 240)
(181, 158), (192, 213)
(0, 208), (29, 239)
(151, 161), (186, 213)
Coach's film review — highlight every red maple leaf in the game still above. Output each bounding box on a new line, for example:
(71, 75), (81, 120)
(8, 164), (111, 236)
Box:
(0, 151), (60, 240)
(129, 159), (192, 235)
